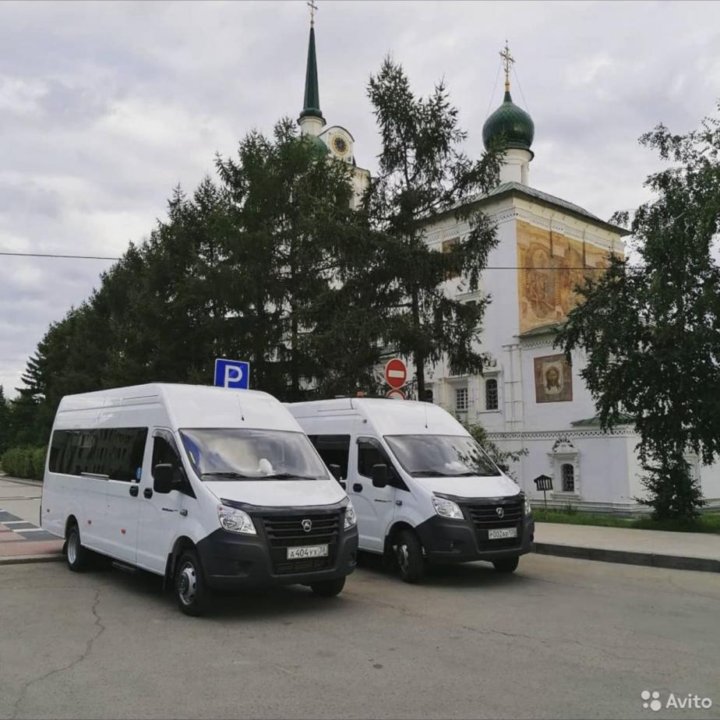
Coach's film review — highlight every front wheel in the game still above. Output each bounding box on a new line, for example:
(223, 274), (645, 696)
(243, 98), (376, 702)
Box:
(310, 577), (346, 598)
(66, 524), (91, 572)
(493, 556), (519, 573)
(175, 550), (210, 616)
(394, 529), (425, 584)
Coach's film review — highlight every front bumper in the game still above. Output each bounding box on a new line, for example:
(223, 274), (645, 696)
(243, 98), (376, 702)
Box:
(415, 513), (535, 564)
(196, 506), (358, 590)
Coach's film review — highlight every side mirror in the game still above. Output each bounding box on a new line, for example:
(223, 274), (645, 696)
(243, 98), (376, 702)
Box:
(153, 464), (174, 494)
(328, 463), (342, 481)
(371, 463), (390, 488)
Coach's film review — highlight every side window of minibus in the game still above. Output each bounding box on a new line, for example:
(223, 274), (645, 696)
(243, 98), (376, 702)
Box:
(151, 432), (194, 497)
(357, 437), (406, 490)
(308, 435), (350, 485)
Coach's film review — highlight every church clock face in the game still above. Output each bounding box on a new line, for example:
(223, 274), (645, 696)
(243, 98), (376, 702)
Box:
(332, 136), (348, 156)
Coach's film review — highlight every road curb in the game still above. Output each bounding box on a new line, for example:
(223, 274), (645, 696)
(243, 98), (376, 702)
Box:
(0, 553), (64, 566)
(533, 542), (720, 573)
(0, 475), (43, 487)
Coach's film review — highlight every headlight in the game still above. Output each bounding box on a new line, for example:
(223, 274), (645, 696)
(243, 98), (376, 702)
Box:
(524, 497), (532, 516)
(432, 496), (464, 520)
(344, 500), (357, 530)
(218, 505), (257, 535)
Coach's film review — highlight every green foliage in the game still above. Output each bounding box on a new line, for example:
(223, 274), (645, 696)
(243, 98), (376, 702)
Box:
(1, 446), (46, 481)
(532, 507), (720, 535)
(461, 419), (527, 479)
(365, 58), (503, 396)
(10, 117), (384, 441)
(11, 60), (505, 443)
(557, 103), (720, 520)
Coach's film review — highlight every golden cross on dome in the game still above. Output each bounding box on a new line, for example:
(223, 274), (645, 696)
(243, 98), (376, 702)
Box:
(307, 0), (318, 26)
(500, 41), (515, 92)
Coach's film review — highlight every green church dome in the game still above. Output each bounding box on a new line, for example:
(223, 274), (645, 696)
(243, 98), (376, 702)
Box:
(482, 90), (534, 152)
(304, 133), (329, 157)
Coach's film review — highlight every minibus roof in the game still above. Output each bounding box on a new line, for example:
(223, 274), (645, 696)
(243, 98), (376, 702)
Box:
(289, 398), (469, 437)
(56, 384), (300, 432)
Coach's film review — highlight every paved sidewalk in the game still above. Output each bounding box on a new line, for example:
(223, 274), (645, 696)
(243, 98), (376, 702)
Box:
(535, 521), (720, 573)
(0, 476), (63, 564)
(1, 474), (719, 572)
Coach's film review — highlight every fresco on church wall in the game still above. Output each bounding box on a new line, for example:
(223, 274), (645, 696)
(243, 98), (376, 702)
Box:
(517, 220), (610, 334)
(534, 354), (573, 403)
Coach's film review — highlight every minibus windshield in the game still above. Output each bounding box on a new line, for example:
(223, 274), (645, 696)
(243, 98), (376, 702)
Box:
(384, 435), (500, 478)
(179, 428), (328, 481)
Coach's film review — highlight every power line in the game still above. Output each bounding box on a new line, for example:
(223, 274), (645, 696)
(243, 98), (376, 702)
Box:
(0, 250), (611, 271)
(0, 251), (120, 261)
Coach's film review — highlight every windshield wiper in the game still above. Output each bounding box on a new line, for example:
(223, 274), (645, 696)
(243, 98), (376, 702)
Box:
(259, 473), (318, 480)
(201, 471), (252, 480)
(412, 470), (497, 477)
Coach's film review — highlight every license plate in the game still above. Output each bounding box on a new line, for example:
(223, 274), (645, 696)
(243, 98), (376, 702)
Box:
(287, 544), (329, 560)
(488, 527), (518, 540)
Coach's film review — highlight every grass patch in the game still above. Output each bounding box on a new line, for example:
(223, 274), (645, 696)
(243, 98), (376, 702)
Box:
(533, 508), (720, 534)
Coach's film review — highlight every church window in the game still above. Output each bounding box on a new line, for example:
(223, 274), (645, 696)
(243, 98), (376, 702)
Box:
(455, 387), (468, 413)
(442, 238), (461, 279)
(485, 379), (498, 411)
(561, 463), (575, 492)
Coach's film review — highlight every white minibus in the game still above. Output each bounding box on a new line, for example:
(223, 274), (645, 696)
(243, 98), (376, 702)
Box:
(41, 384), (358, 614)
(289, 398), (534, 583)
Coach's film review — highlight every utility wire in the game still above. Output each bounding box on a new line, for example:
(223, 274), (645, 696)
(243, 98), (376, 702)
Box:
(485, 61), (502, 120)
(512, 65), (531, 114)
(0, 251), (611, 271)
(0, 251), (120, 260)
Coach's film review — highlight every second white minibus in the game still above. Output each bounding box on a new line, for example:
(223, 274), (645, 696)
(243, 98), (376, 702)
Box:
(289, 398), (534, 583)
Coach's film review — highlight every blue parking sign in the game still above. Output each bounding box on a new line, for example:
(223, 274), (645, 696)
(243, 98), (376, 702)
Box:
(214, 358), (250, 389)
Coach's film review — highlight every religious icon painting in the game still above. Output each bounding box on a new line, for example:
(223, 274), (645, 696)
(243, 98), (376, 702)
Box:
(534, 354), (573, 403)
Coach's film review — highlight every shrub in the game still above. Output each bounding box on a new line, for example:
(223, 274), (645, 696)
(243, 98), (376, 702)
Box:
(0, 446), (46, 480)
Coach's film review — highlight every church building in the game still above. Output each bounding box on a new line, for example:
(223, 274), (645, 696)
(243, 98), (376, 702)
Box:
(294, 18), (720, 512)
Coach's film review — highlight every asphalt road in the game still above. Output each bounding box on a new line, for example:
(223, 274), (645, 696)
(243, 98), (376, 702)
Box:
(0, 554), (718, 720)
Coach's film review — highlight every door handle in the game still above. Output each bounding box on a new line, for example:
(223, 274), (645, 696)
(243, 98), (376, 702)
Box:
(353, 483), (363, 493)
(179, 509), (188, 517)
(143, 488), (153, 499)
(129, 486), (139, 497)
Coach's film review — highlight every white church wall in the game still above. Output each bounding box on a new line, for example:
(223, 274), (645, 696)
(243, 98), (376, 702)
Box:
(699, 465), (720, 507)
(490, 431), (635, 511)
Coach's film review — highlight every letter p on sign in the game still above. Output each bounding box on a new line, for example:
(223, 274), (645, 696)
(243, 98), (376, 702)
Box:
(214, 358), (250, 389)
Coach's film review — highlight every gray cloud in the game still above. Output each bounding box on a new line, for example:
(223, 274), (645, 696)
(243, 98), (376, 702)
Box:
(1, 0), (719, 396)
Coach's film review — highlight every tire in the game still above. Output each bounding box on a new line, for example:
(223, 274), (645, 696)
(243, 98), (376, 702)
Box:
(493, 556), (519, 573)
(174, 550), (209, 616)
(394, 529), (425, 583)
(310, 577), (346, 598)
(66, 524), (91, 572)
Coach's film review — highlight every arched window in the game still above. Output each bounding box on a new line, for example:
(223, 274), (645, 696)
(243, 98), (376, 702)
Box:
(485, 379), (498, 411)
(561, 463), (575, 493)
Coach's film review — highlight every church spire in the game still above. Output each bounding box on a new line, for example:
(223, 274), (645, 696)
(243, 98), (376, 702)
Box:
(298, 0), (325, 136)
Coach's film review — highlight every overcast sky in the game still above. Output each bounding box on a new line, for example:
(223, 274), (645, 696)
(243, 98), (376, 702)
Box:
(1, 0), (719, 397)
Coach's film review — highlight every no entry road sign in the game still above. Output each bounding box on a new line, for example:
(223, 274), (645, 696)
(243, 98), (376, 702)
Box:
(384, 358), (407, 389)
(386, 389), (406, 400)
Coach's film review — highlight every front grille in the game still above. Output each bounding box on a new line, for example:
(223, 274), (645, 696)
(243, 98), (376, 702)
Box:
(262, 513), (340, 547)
(465, 500), (524, 529)
(461, 498), (524, 551)
(260, 511), (341, 575)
